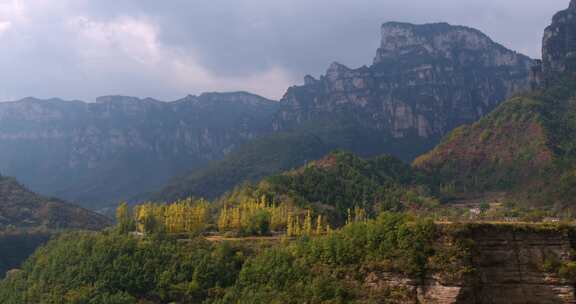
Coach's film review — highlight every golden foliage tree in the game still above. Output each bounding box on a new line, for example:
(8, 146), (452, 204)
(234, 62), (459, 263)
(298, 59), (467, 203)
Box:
(130, 198), (209, 234)
(217, 196), (293, 235)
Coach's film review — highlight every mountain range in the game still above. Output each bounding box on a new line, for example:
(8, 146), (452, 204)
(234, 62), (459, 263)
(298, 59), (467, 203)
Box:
(0, 14), (538, 210)
(0, 93), (277, 208)
(155, 21), (534, 202)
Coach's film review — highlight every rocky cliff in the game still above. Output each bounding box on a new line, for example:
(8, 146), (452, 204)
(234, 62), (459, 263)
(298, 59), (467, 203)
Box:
(413, 1), (576, 210)
(367, 224), (576, 304)
(0, 92), (277, 207)
(542, 0), (576, 83)
(274, 22), (532, 147)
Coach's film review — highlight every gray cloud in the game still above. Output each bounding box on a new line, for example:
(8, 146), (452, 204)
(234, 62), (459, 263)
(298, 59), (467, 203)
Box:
(0, 0), (569, 101)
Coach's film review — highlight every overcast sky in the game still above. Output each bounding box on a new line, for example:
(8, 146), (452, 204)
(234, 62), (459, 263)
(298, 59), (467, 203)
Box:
(0, 0), (570, 101)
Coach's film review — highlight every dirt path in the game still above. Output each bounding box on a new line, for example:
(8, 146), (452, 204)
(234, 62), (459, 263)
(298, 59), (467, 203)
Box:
(204, 235), (289, 242)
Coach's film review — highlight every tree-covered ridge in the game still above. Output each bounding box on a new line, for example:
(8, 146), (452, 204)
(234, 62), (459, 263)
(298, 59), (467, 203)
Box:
(93, 151), (434, 247)
(414, 77), (576, 210)
(155, 132), (332, 202)
(241, 152), (426, 222)
(216, 151), (439, 225)
(0, 213), (473, 304)
(0, 175), (110, 230)
(0, 175), (111, 279)
(130, 146), (576, 240)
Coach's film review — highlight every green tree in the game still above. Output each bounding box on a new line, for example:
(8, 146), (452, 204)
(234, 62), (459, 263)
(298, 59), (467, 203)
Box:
(116, 202), (134, 234)
(245, 210), (271, 236)
(479, 202), (490, 214)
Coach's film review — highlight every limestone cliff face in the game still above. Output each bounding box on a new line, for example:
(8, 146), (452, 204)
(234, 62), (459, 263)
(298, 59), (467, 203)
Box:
(366, 225), (576, 304)
(0, 93), (278, 207)
(375, 22), (527, 68)
(412, 1), (576, 209)
(275, 22), (533, 145)
(458, 226), (575, 304)
(542, 0), (576, 82)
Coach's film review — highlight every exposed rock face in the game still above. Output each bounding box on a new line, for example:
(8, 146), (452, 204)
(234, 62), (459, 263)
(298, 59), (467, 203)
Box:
(375, 22), (527, 67)
(365, 225), (576, 304)
(413, 1), (576, 209)
(0, 92), (278, 207)
(542, 0), (576, 82)
(460, 227), (575, 303)
(274, 22), (533, 148)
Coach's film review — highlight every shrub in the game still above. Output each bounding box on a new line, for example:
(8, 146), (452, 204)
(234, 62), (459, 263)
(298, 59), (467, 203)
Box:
(244, 210), (271, 236)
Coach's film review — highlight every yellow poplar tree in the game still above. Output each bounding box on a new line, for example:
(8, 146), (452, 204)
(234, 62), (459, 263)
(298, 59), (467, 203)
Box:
(315, 214), (323, 235)
(304, 210), (313, 235)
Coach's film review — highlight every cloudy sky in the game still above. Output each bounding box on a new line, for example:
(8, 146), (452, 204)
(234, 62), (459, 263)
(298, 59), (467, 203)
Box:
(0, 0), (570, 101)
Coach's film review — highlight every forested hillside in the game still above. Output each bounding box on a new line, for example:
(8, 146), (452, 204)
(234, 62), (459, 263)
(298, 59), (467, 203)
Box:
(415, 78), (576, 209)
(0, 175), (111, 278)
(0, 176), (110, 230)
(3, 214), (576, 303)
(216, 151), (436, 225)
(155, 133), (332, 202)
(0, 214), (455, 303)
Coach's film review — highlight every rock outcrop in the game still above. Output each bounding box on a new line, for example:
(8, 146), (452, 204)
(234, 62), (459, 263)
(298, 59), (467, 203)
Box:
(366, 225), (576, 304)
(274, 22), (533, 144)
(459, 226), (575, 303)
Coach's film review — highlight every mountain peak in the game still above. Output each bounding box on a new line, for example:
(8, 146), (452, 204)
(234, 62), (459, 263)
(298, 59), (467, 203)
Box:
(325, 62), (351, 80)
(374, 22), (528, 67)
(326, 61), (349, 71)
(303, 75), (319, 85)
